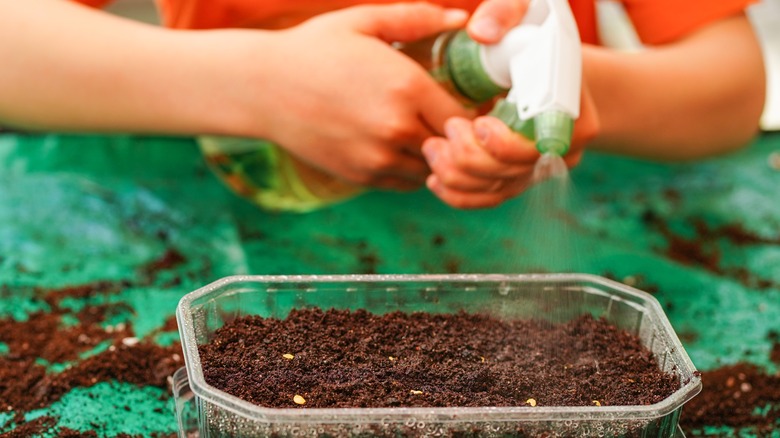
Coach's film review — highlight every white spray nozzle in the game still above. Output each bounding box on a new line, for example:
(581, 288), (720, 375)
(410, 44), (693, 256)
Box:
(480, 0), (581, 154)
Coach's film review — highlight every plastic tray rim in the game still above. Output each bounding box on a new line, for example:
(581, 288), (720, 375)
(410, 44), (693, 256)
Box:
(176, 274), (702, 424)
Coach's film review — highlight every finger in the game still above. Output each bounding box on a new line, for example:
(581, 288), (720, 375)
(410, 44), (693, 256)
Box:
(474, 116), (541, 163)
(427, 174), (530, 209)
(424, 138), (511, 192)
(442, 117), (535, 179)
(333, 3), (469, 43)
(423, 136), (529, 192)
(416, 80), (472, 136)
(400, 119), (437, 158)
(468, 0), (529, 44)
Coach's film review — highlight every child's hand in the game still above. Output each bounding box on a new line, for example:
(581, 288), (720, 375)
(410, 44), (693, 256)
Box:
(422, 87), (599, 209)
(422, 115), (539, 208)
(243, 3), (472, 192)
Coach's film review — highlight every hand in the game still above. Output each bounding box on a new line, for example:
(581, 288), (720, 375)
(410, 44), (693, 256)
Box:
(422, 86), (599, 209)
(236, 3), (471, 191)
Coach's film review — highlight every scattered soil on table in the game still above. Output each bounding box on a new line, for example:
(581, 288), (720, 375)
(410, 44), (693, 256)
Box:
(662, 188), (682, 205)
(0, 279), (183, 434)
(680, 363), (780, 437)
(769, 332), (780, 369)
(139, 248), (186, 280)
(0, 415), (57, 438)
(200, 309), (679, 409)
(0, 302), (183, 417)
(15, 341), (183, 413)
(355, 241), (380, 274)
(771, 342), (780, 366)
(55, 428), (98, 437)
(136, 248), (187, 288)
(41, 280), (130, 309)
(146, 315), (179, 338)
(642, 211), (780, 290)
(0, 305), (133, 364)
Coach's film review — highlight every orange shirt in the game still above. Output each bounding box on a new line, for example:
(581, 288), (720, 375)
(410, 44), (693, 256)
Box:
(78, 0), (752, 45)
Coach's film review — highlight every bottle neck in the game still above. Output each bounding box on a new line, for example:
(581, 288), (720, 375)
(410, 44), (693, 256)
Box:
(488, 100), (573, 156)
(445, 31), (507, 104)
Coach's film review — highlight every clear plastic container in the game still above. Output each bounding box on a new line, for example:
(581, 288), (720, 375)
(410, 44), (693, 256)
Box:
(175, 274), (701, 437)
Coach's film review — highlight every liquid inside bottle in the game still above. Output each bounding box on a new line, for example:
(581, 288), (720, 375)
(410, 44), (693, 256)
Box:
(199, 136), (361, 212)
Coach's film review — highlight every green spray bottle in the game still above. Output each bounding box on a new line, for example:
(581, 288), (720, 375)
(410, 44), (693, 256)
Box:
(199, 0), (581, 212)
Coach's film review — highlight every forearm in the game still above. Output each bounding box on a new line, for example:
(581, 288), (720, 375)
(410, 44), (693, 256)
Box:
(0, 0), (263, 135)
(584, 14), (765, 161)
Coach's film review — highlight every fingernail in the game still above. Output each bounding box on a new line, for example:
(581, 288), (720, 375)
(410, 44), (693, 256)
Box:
(443, 9), (469, 27)
(422, 144), (438, 165)
(426, 175), (439, 191)
(444, 120), (458, 139)
(469, 17), (501, 41)
(475, 122), (490, 144)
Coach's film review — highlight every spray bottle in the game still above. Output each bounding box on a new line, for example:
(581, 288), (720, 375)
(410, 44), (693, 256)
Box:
(199, 0), (581, 212)
(434, 0), (582, 155)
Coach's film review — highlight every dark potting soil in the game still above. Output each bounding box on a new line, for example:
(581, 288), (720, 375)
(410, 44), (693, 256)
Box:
(0, 308), (183, 413)
(0, 276), (183, 434)
(200, 309), (680, 409)
(680, 363), (780, 436)
(641, 211), (780, 290)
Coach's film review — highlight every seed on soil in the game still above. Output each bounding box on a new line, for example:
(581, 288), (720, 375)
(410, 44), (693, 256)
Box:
(480, 356), (485, 363)
(122, 337), (139, 347)
(410, 390), (423, 395)
(293, 395), (306, 405)
(388, 356), (396, 361)
(283, 353), (294, 360)
(526, 398), (537, 407)
(592, 400), (601, 406)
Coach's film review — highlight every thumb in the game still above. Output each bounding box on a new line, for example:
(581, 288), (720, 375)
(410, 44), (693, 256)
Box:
(467, 0), (529, 44)
(328, 3), (469, 43)
(475, 116), (539, 163)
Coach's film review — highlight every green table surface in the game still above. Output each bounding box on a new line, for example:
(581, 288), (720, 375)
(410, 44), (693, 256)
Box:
(1, 132), (779, 437)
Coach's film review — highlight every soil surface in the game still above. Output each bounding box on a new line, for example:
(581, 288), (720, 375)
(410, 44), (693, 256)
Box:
(200, 309), (680, 409)
(680, 363), (780, 437)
